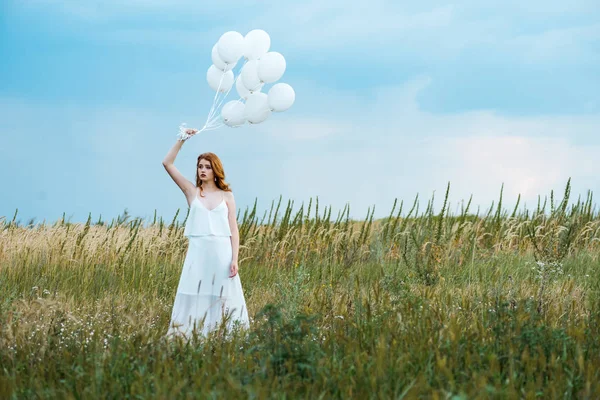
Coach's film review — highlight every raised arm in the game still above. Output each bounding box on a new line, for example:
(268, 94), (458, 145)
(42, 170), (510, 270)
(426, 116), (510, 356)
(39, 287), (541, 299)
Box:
(162, 128), (198, 201)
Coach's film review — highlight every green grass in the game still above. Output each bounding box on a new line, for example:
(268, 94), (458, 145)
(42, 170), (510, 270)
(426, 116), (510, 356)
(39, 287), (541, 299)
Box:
(1, 180), (599, 398)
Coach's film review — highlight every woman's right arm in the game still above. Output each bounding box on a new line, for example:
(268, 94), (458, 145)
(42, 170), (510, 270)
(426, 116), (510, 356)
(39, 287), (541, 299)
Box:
(162, 132), (197, 199)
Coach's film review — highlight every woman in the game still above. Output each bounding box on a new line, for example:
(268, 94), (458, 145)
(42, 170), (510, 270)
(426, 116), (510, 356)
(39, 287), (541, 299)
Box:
(162, 127), (250, 339)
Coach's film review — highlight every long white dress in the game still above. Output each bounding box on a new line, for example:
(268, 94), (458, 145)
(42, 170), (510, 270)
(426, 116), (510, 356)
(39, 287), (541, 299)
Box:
(167, 188), (250, 339)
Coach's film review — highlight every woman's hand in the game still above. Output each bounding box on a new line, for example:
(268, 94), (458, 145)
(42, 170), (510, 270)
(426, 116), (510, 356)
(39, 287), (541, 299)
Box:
(177, 123), (199, 142)
(229, 260), (238, 278)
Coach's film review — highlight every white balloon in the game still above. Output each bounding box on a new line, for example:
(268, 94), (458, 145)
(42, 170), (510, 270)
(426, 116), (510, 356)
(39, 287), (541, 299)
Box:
(206, 65), (234, 93)
(211, 44), (235, 72)
(268, 83), (295, 112)
(217, 31), (244, 64)
(243, 29), (271, 60)
(257, 52), (286, 83)
(241, 60), (263, 91)
(236, 75), (263, 100)
(235, 77), (251, 100)
(221, 100), (246, 127)
(244, 92), (271, 124)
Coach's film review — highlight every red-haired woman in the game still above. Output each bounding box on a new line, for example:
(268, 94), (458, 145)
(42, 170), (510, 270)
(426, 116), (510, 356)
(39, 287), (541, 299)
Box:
(162, 126), (250, 339)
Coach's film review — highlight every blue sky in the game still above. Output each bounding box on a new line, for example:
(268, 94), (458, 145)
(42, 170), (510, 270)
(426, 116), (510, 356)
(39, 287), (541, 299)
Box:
(1, 0), (599, 224)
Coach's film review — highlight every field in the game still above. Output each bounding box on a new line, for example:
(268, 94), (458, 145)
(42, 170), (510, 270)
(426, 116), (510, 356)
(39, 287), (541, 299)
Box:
(1, 180), (599, 399)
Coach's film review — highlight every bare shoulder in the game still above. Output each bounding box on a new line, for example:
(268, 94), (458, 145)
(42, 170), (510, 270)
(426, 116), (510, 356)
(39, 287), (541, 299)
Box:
(185, 185), (199, 207)
(187, 184), (198, 197)
(224, 190), (235, 206)
(224, 190), (235, 202)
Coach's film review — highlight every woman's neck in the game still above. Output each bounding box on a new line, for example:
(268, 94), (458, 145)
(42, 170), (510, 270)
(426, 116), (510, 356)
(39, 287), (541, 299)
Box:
(201, 181), (218, 191)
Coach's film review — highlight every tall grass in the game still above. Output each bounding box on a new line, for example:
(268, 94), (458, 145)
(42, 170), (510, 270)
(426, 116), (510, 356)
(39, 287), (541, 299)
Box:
(1, 180), (599, 398)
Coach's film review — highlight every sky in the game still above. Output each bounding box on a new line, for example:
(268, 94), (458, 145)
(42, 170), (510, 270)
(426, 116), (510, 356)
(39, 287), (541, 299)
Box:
(1, 0), (599, 225)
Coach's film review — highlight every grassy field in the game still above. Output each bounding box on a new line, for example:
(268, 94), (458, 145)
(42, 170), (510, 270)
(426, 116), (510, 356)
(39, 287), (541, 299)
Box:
(1, 180), (599, 399)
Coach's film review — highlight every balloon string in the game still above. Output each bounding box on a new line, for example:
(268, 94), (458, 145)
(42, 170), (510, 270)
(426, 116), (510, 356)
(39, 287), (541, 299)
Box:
(200, 123), (223, 132)
(200, 58), (248, 133)
(204, 119), (220, 130)
(205, 73), (226, 126)
(206, 115), (224, 129)
(212, 59), (247, 119)
(206, 108), (226, 129)
(205, 84), (221, 125)
(209, 95), (245, 128)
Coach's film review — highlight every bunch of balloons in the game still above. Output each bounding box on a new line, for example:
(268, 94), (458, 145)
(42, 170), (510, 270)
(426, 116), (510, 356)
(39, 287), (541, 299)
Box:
(201, 29), (295, 132)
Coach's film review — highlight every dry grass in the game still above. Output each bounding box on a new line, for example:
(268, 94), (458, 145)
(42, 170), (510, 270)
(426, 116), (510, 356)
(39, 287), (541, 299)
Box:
(1, 180), (599, 398)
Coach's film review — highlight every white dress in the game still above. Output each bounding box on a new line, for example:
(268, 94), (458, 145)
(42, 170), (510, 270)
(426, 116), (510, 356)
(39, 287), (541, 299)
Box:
(167, 188), (250, 339)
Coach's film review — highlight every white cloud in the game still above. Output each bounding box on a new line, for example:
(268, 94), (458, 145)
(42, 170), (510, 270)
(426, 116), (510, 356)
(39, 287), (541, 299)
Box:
(505, 24), (600, 65)
(257, 2), (456, 46)
(440, 135), (597, 200)
(261, 118), (353, 141)
(16, 0), (260, 19)
(275, 77), (600, 219)
(15, 0), (600, 68)
(278, 133), (600, 219)
(2, 70), (599, 223)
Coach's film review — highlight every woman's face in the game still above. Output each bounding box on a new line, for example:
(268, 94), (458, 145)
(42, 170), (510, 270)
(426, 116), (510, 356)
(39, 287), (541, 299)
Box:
(198, 159), (214, 182)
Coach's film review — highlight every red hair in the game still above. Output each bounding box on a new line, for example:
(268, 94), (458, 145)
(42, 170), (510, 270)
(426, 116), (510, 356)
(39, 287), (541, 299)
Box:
(196, 152), (232, 196)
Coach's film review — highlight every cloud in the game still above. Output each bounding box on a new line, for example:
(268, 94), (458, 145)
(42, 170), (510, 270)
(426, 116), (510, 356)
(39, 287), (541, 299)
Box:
(13, 0), (600, 69)
(252, 2), (456, 48)
(278, 134), (599, 219)
(15, 0), (260, 19)
(3, 0), (600, 222)
(505, 23), (600, 65)
(439, 135), (597, 201)
(275, 77), (600, 218)
(2, 69), (599, 223)
(261, 118), (353, 141)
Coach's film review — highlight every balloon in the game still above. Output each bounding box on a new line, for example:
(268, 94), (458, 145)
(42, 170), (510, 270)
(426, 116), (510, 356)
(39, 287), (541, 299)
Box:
(217, 31), (244, 64)
(221, 100), (246, 127)
(244, 92), (271, 124)
(241, 60), (263, 91)
(236, 74), (263, 100)
(235, 77), (251, 100)
(235, 76), (265, 100)
(211, 44), (235, 72)
(268, 83), (295, 112)
(243, 29), (270, 60)
(257, 52), (286, 83)
(206, 65), (234, 93)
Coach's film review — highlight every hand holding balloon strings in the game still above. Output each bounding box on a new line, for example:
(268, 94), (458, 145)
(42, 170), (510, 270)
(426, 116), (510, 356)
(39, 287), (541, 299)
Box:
(176, 123), (199, 142)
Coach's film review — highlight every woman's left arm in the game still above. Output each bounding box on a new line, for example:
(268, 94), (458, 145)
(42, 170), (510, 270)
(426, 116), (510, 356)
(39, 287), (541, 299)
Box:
(227, 192), (240, 264)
